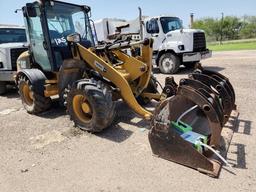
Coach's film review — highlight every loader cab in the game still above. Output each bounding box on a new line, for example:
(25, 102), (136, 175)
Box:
(22, 0), (94, 72)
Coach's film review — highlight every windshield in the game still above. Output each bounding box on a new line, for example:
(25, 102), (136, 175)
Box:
(45, 2), (94, 47)
(0, 28), (27, 44)
(160, 17), (182, 34)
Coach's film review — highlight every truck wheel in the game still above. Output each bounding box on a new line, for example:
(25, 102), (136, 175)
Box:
(18, 76), (52, 114)
(66, 79), (116, 132)
(158, 53), (180, 74)
(183, 61), (198, 69)
(0, 82), (7, 95)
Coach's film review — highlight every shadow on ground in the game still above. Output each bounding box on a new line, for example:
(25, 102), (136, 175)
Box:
(38, 100), (153, 143)
(38, 99), (66, 119)
(0, 87), (19, 99)
(228, 143), (247, 169)
(226, 118), (251, 169)
(225, 116), (252, 136)
(224, 115), (251, 169)
(97, 101), (153, 143)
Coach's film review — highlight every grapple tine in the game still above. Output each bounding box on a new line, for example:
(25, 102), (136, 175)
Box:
(200, 69), (236, 104)
(179, 78), (224, 126)
(189, 73), (233, 124)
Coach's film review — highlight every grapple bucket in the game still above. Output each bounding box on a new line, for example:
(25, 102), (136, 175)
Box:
(149, 68), (237, 177)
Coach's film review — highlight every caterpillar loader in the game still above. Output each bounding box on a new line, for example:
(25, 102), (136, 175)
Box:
(16, 0), (237, 177)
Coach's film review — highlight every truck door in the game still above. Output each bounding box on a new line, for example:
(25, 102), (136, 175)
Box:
(144, 18), (163, 51)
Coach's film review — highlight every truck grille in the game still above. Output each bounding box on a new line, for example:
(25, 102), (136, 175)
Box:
(193, 32), (206, 52)
(10, 48), (28, 71)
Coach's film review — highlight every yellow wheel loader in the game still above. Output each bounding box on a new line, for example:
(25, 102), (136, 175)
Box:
(16, 0), (237, 177)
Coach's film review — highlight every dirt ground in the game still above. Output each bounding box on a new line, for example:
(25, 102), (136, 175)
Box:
(0, 50), (255, 192)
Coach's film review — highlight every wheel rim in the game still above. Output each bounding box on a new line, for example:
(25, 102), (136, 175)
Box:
(22, 82), (34, 106)
(73, 94), (92, 123)
(162, 57), (174, 72)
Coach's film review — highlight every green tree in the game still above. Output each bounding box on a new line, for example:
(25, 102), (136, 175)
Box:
(240, 16), (256, 38)
(192, 15), (255, 42)
(192, 18), (221, 41)
(222, 16), (242, 40)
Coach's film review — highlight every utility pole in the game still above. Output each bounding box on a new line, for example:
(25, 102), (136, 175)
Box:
(220, 12), (224, 45)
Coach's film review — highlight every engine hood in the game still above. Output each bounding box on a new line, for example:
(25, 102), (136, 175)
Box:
(166, 28), (204, 36)
(0, 42), (28, 49)
(160, 28), (206, 53)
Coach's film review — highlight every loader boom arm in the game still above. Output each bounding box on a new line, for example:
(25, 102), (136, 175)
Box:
(75, 39), (155, 119)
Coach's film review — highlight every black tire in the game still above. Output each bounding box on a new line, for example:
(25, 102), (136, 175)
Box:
(0, 82), (7, 95)
(158, 53), (180, 74)
(137, 76), (158, 105)
(183, 61), (198, 68)
(18, 76), (52, 114)
(66, 79), (116, 132)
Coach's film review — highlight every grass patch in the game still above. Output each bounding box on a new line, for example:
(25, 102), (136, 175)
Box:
(208, 40), (256, 51)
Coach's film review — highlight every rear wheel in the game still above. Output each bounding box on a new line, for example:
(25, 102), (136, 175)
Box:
(66, 79), (116, 132)
(0, 82), (7, 95)
(18, 76), (52, 114)
(158, 53), (180, 74)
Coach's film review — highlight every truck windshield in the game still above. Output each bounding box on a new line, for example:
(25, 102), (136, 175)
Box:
(160, 17), (182, 34)
(45, 2), (94, 47)
(0, 28), (27, 44)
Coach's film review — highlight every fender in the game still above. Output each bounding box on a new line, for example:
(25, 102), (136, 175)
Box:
(16, 69), (47, 95)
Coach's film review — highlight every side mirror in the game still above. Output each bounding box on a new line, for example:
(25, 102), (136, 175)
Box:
(25, 3), (37, 17)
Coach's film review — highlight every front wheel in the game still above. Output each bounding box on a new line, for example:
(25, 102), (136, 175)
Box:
(158, 53), (180, 74)
(66, 79), (116, 132)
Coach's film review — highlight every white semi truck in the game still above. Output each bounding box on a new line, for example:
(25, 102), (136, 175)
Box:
(94, 10), (212, 74)
(0, 25), (28, 94)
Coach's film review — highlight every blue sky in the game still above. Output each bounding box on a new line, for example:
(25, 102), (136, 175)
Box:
(1, 0), (256, 27)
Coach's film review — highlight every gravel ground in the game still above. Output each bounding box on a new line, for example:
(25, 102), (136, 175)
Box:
(0, 50), (255, 192)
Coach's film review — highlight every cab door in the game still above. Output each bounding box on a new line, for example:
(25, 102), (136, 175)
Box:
(25, 6), (52, 71)
(144, 18), (163, 51)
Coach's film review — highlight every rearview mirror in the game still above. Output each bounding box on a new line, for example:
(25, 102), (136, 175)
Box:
(25, 3), (37, 17)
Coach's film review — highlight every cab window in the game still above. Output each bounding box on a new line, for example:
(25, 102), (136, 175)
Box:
(146, 18), (159, 34)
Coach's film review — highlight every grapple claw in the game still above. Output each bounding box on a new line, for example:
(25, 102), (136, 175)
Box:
(149, 69), (237, 177)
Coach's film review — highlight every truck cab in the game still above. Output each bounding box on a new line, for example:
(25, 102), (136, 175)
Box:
(143, 16), (211, 73)
(0, 25), (28, 94)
